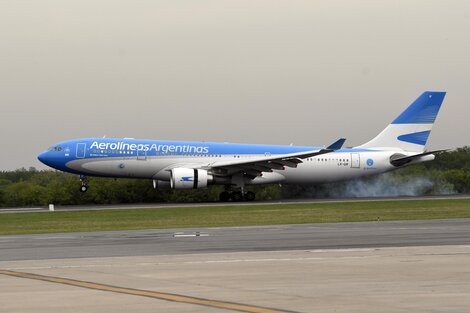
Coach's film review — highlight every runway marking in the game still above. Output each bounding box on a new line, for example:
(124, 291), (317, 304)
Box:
(173, 232), (209, 237)
(0, 269), (297, 313)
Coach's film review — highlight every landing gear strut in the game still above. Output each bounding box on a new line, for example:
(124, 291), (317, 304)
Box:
(79, 175), (88, 193)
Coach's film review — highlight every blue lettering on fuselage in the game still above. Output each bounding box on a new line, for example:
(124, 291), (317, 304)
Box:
(90, 141), (210, 154)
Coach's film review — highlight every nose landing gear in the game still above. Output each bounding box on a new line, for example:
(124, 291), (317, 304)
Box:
(79, 175), (88, 193)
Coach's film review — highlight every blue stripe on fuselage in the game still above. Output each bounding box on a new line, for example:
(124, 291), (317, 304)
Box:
(59, 138), (378, 159)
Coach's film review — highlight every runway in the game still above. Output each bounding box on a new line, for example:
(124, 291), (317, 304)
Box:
(1, 219), (470, 261)
(1, 219), (470, 312)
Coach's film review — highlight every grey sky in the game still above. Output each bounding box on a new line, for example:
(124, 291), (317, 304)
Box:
(0, 0), (469, 170)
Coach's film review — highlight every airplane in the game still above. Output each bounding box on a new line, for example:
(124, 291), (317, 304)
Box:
(38, 91), (446, 201)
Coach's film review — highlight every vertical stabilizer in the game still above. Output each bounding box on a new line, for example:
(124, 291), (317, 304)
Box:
(358, 91), (446, 152)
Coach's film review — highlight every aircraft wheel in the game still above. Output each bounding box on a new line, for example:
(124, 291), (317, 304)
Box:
(219, 191), (231, 202)
(80, 185), (88, 193)
(230, 191), (243, 202)
(244, 191), (256, 201)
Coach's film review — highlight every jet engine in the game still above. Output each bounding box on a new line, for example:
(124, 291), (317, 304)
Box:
(170, 168), (213, 189)
(152, 180), (171, 190)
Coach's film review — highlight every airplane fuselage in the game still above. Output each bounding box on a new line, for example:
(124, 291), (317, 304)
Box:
(38, 138), (426, 184)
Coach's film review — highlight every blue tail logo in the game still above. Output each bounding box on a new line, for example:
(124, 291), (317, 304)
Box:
(392, 92), (446, 124)
(397, 130), (431, 146)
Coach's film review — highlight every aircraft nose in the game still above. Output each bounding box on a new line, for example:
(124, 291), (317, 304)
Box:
(37, 151), (49, 165)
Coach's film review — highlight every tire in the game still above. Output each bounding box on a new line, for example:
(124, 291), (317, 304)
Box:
(219, 191), (231, 202)
(230, 191), (243, 202)
(80, 185), (88, 193)
(244, 191), (255, 201)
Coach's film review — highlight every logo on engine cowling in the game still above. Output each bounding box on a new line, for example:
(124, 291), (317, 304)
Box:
(180, 176), (194, 182)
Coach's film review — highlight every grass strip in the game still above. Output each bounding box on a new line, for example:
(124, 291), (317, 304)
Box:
(0, 199), (469, 235)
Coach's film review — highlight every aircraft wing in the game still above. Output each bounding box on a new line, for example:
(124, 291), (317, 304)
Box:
(205, 138), (346, 179)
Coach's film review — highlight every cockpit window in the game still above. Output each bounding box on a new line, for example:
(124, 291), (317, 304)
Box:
(48, 146), (63, 152)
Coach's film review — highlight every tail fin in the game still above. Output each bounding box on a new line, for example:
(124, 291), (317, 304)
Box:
(358, 91), (446, 152)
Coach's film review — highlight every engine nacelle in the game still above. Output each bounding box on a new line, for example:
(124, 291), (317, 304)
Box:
(170, 168), (212, 189)
(153, 179), (171, 190)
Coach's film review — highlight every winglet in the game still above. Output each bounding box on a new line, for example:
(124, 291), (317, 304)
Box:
(326, 138), (346, 150)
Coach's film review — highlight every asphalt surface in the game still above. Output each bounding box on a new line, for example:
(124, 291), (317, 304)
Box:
(1, 194), (469, 213)
(1, 218), (470, 261)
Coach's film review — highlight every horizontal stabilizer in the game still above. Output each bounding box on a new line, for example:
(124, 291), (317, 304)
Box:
(390, 149), (448, 167)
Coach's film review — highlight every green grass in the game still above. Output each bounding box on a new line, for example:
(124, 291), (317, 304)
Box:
(1, 199), (470, 235)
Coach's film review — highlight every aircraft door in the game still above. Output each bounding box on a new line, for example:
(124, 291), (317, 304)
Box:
(76, 143), (86, 158)
(351, 153), (360, 168)
(137, 149), (147, 160)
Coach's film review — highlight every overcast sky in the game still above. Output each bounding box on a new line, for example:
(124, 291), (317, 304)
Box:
(0, 0), (469, 170)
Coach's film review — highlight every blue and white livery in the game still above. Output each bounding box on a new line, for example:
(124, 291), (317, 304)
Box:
(38, 91), (446, 201)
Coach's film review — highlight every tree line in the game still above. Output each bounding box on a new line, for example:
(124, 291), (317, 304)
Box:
(0, 147), (469, 207)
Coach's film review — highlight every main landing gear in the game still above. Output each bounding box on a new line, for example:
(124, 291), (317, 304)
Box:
(79, 175), (88, 193)
(219, 190), (256, 202)
(219, 174), (255, 202)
